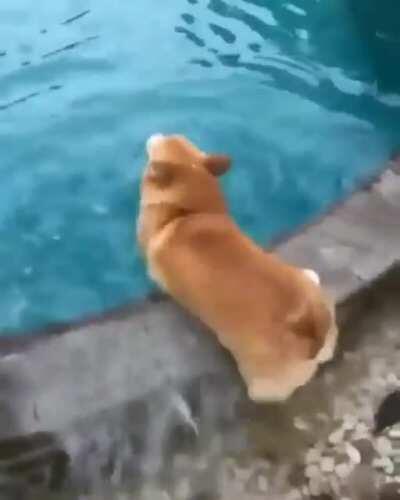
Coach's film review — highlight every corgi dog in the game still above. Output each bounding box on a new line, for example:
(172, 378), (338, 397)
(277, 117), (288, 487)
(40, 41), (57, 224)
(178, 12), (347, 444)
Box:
(137, 134), (338, 402)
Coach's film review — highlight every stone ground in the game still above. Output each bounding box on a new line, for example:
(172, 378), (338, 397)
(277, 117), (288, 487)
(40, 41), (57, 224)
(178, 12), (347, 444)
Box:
(10, 269), (399, 500)
(132, 269), (400, 500)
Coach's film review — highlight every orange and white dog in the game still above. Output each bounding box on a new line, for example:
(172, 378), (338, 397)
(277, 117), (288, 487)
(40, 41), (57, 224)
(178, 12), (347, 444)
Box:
(137, 134), (338, 402)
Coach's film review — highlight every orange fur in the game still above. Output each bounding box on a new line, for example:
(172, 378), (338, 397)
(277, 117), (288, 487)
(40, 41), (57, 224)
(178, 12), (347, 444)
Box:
(137, 134), (338, 402)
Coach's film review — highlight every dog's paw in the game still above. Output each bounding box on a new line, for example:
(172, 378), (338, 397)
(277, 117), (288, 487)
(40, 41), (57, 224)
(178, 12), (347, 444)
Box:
(303, 268), (320, 286)
(247, 378), (295, 403)
(246, 361), (319, 403)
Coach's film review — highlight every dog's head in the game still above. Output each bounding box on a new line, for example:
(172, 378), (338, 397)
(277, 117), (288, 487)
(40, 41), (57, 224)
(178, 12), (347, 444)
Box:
(141, 134), (231, 213)
(146, 134), (231, 177)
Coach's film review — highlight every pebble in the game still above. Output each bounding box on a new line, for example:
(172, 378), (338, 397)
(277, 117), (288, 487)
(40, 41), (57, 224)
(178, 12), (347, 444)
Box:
(346, 443), (362, 464)
(388, 428), (400, 439)
(384, 460), (395, 475)
(375, 436), (393, 456)
(353, 422), (370, 439)
(372, 456), (393, 470)
(343, 413), (358, 430)
(257, 475), (268, 492)
(301, 485), (309, 496)
(305, 464), (320, 478)
(329, 428), (344, 445)
(321, 456), (335, 473)
(335, 463), (352, 479)
(294, 416), (310, 431)
(306, 447), (321, 463)
(309, 477), (323, 496)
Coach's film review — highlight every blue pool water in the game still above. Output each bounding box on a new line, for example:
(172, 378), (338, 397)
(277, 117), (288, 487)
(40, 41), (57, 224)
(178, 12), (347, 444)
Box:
(0, 0), (399, 334)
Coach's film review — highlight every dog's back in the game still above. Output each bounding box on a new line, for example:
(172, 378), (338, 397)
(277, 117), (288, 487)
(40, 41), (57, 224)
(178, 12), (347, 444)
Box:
(147, 209), (333, 392)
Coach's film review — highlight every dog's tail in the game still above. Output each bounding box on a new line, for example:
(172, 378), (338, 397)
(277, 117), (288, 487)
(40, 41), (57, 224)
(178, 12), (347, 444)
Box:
(286, 298), (332, 359)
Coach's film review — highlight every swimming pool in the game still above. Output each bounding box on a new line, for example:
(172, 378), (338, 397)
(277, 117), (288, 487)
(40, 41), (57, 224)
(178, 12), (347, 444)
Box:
(0, 0), (399, 334)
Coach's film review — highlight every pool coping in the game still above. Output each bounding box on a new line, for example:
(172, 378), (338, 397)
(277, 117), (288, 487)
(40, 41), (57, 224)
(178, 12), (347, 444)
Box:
(0, 152), (399, 438)
(277, 150), (400, 302)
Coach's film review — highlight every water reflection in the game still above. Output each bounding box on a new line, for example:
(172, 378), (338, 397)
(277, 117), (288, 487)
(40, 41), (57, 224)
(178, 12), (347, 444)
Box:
(42, 35), (98, 59)
(61, 10), (90, 26)
(174, 0), (399, 145)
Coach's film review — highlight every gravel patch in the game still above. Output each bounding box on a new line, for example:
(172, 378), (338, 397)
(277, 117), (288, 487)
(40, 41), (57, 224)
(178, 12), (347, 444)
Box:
(130, 275), (400, 500)
(6, 273), (400, 500)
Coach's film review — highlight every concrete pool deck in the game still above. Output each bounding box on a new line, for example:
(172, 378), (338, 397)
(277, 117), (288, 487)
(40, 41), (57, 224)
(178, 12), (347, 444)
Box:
(277, 152), (400, 304)
(0, 153), (399, 499)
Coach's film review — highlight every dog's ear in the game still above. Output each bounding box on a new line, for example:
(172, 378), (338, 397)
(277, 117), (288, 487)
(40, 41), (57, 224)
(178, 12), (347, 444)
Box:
(148, 161), (173, 186)
(203, 154), (231, 176)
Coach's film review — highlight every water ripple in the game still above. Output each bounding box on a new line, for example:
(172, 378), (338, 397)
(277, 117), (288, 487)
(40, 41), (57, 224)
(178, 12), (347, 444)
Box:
(42, 35), (99, 59)
(181, 13), (195, 25)
(208, 0), (290, 41)
(61, 9), (91, 26)
(0, 91), (40, 111)
(209, 23), (236, 44)
(174, 26), (205, 47)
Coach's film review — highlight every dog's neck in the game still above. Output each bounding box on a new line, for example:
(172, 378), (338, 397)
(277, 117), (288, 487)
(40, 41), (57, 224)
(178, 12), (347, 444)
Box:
(137, 202), (190, 251)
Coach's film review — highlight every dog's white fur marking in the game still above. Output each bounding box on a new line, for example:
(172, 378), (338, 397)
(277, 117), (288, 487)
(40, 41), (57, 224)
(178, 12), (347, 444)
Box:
(316, 322), (338, 363)
(247, 267), (337, 403)
(303, 268), (320, 285)
(146, 133), (165, 155)
(247, 360), (318, 402)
